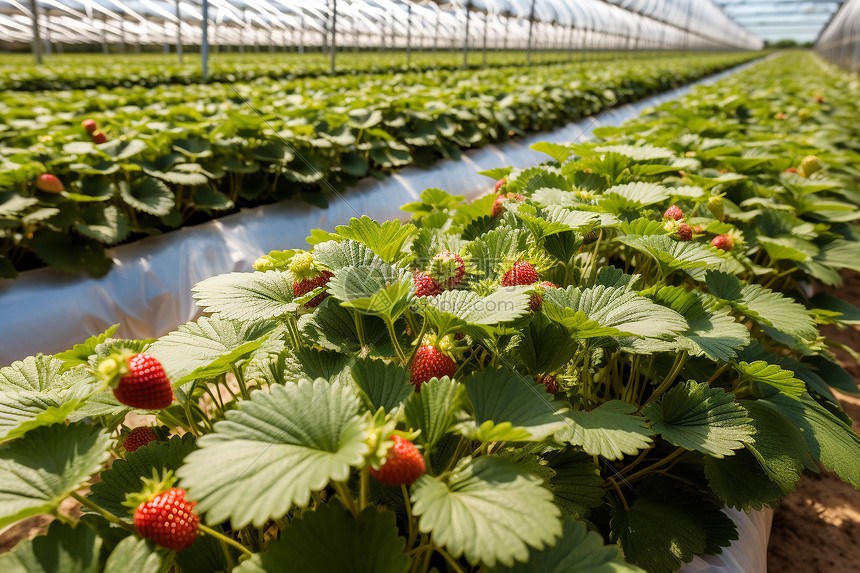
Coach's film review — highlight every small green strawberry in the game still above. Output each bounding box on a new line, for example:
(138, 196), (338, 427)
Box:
(708, 196), (724, 220)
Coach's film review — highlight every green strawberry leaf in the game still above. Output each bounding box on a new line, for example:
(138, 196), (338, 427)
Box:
(349, 358), (413, 414)
(234, 502), (408, 573)
(87, 434), (197, 518)
(313, 239), (381, 270)
(461, 368), (567, 442)
(334, 217), (415, 264)
(404, 376), (464, 451)
(616, 234), (727, 279)
(761, 393), (860, 488)
(706, 271), (817, 343)
(643, 380), (755, 457)
(543, 285), (687, 338)
(192, 271), (299, 321)
(654, 287), (749, 362)
(0, 521), (101, 573)
(411, 456), (561, 567)
(544, 451), (605, 518)
(298, 298), (394, 357)
(118, 177), (175, 217)
(609, 477), (737, 573)
(177, 379), (369, 528)
(489, 516), (643, 573)
(103, 536), (174, 573)
(735, 360), (805, 398)
(555, 401), (653, 460)
(148, 316), (277, 385)
(705, 400), (807, 510)
(0, 423), (110, 529)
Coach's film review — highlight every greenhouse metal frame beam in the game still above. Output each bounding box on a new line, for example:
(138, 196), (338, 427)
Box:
(0, 0), (764, 67)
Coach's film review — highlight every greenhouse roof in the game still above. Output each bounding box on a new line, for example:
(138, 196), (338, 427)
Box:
(0, 0), (763, 50)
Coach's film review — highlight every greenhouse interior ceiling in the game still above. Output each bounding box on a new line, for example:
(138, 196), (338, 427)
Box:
(0, 0), (766, 53)
(3, 1), (857, 72)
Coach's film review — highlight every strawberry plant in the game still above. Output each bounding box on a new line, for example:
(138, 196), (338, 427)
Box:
(0, 52), (759, 279)
(0, 51), (858, 572)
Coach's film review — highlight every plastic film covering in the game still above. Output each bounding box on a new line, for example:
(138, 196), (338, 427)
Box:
(0, 0), (762, 50)
(817, 0), (860, 72)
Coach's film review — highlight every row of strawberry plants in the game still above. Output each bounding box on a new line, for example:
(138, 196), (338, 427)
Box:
(0, 50), (636, 91)
(0, 52), (759, 279)
(0, 52), (858, 572)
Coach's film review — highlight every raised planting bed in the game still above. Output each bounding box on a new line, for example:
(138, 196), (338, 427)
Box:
(0, 52), (759, 278)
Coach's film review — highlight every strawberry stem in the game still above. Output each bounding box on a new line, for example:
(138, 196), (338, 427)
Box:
(70, 492), (136, 534)
(359, 467), (369, 511)
(333, 481), (358, 517)
(198, 523), (253, 557)
(401, 484), (417, 549)
(435, 545), (466, 573)
(384, 319), (409, 365)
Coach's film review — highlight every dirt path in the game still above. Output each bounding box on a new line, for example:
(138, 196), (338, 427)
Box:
(766, 271), (860, 572)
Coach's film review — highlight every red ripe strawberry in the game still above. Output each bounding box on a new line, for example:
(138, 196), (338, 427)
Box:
(410, 345), (456, 390)
(92, 131), (108, 144)
(124, 427), (158, 452)
(82, 119), (97, 133)
(711, 234), (734, 252)
(814, 95), (825, 104)
(369, 436), (425, 486)
(785, 167), (797, 173)
(35, 174), (64, 194)
(113, 354), (174, 410)
(494, 178), (507, 193)
(664, 205), (684, 221)
(430, 252), (465, 289)
(413, 270), (443, 298)
(530, 281), (557, 311)
(293, 270), (333, 308)
(491, 192), (525, 217)
(535, 375), (559, 394)
(676, 223), (692, 242)
(502, 261), (539, 287)
(134, 488), (199, 551)
(774, 112), (786, 120)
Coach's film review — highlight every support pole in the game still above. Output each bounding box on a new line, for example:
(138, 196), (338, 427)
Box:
(43, 11), (51, 55)
(481, 11), (488, 66)
(101, 18), (109, 54)
(330, 0), (337, 73)
(30, 0), (42, 64)
(434, 12), (439, 52)
(201, 0), (209, 79)
(526, 0), (536, 65)
(175, 0), (183, 62)
(503, 16), (508, 51)
(462, 0), (471, 69)
(406, 1), (412, 68)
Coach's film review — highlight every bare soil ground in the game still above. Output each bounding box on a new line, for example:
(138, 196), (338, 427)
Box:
(767, 271), (860, 572)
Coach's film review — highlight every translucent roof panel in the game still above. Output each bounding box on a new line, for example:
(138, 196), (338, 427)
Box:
(0, 0), (762, 50)
(816, 0), (859, 71)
